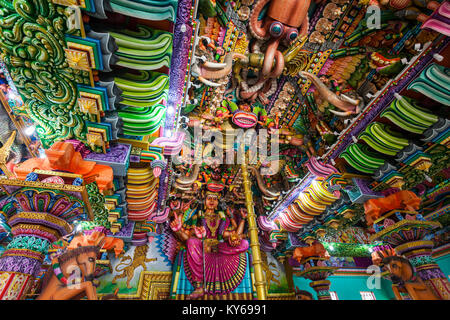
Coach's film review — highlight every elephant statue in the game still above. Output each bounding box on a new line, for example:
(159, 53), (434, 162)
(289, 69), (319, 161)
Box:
(299, 71), (363, 116)
(191, 52), (248, 87)
(249, 166), (281, 199)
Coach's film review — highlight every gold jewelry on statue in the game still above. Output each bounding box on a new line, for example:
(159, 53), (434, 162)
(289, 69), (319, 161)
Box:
(204, 209), (217, 218)
(205, 191), (220, 198)
(205, 238), (219, 247)
(205, 215), (219, 237)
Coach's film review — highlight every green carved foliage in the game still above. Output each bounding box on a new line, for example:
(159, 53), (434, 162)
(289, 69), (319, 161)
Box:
(79, 182), (111, 230)
(0, 0), (90, 148)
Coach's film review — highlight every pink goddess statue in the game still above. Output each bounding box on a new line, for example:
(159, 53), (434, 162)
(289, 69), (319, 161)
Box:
(170, 191), (249, 299)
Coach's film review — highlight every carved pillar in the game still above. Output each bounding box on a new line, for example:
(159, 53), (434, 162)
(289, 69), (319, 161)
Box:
(309, 280), (332, 300)
(0, 172), (89, 300)
(371, 218), (450, 300)
(396, 240), (450, 300)
(295, 257), (337, 301)
(0, 212), (71, 300)
(284, 252), (295, 293)
(241, 145), (267, 300)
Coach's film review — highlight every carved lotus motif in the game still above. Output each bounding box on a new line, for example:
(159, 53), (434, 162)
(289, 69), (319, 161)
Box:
(65, 49), (91, 71)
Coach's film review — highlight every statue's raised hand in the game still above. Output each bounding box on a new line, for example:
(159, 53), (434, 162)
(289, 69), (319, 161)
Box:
(170, 212), (183, 232)
(194, 226), (206, 239)
(181, 198), (195, 212)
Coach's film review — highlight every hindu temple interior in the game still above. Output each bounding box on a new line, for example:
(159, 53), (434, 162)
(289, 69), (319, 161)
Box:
(0, 0), (449, 302)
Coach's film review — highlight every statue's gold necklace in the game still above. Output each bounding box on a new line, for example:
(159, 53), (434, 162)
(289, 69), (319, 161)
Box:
(204, 211), (219, 237)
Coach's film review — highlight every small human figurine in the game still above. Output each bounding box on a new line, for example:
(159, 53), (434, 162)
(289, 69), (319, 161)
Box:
(213, 107), (232, 130)
(258, 114), (279, 130)
(269, 127), (316, 156)
(239, 103), (252, 112)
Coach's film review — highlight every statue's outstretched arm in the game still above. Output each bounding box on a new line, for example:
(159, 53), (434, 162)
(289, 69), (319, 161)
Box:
(170, 212), (190, 242)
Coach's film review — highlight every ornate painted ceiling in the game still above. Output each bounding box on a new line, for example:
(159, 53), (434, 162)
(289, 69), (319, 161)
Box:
(0, 0), (449, 301)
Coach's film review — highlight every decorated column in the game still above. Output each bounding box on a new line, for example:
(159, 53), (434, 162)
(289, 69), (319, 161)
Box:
(0, 172), (92, 300)
(0, 212), (71, 300)
(295, 257), (337, 300)
(371, 217), (450, 300)
(395, 238), (450, 300)
(241, 144), (267, 300)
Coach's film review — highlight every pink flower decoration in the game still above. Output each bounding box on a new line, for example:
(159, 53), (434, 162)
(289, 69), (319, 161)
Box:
(384, 218), (395, 228)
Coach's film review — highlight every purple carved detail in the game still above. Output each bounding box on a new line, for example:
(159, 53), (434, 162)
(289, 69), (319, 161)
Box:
(0, 256), (42, 277)
(417, 267), (446, 281)
(0, 197), (9, 208)
(308, 2), (327, 34)
(353, 257), (373, 268)
(84, 143), (130, 163)
(2, 186), (20, 194)
(157, 0), (193, 211)
(84, 226), (107, 235)
(441, 167), (450, 179)
(329, 37), (450, 160)
(165, 0), (193, 132)
(267, 77), (286, 114)
(106, 221), (134, 241)
(84, 143), (131, 176)
(269, 175), (315, 220)
(354, 178), (381, 196)
(149, 207), (170, 223)
(131, 238), (148, 246)
(259, 236), (275, 252)
(130, 155), (141, 163)
(157, 166), (168, 210)
(258, 215), (279, 232)
(8, 217), (69, 237)
(288, 232), (307, 248)
(382, 188), (401, 196)
(306, 157), (339, 178)
(64, 191), (84, 201)
(288, 256), (301, 268)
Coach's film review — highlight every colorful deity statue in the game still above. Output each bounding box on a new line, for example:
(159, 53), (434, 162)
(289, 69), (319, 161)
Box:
(170, 191), (249, 299)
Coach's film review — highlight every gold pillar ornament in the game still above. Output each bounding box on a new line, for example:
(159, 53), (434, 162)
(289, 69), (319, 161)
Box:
(240, 143), (267, 300)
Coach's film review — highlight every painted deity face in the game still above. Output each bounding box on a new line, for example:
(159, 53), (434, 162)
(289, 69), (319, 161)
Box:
(205, 195), (219, 210)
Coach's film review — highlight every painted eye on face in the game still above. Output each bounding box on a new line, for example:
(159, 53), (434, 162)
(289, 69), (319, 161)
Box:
(286, 29), (299, 42)
(270, 22), (284, 37)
